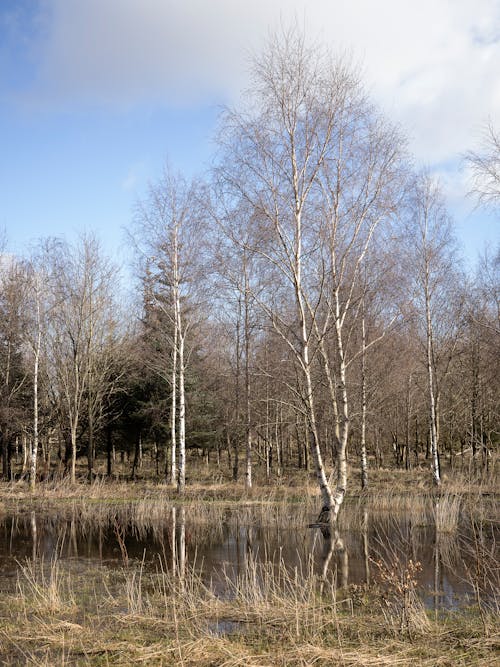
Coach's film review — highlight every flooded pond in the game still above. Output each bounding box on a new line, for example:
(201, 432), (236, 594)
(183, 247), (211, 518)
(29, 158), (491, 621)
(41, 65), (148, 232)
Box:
(0, 500), (497, 612)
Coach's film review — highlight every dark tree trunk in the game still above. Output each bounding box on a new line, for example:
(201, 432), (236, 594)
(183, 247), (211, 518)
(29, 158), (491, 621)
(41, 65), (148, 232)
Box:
(106, 426), (113, 477)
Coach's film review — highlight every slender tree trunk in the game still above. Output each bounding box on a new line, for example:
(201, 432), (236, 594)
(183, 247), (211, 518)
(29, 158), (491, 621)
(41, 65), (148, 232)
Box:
(331, 312), (349, 523)
(70, 422), (77, 484)
(2, 341), (13, 481)
(30, 326), (41, 490)
(471, 340), (479, 460)
(265, 392), (271, 481)
(138, 433), (143, 469)
(22, 434), (28, 476)
(303, 415), (310, 472)
(303, 348), (334, 511)
(106, 426), (113, 477)
(414, 415), (419, 465)
(233, 302), (241, 482)
(425, 269), (441, 486)
(360, 305), (368, 489)
(86, 274), (95, 482)
(405, 374), (412, 471)
(169, 322), (177, 485)
(244, 267), (252, 490)
(87, 390), (94, 480)
(177, 330), (186, 494)
(131, 431), (142, 480)
(295, 206), (334, 518)
(2, 432), (11, 480)
(275, 405), (282, 478)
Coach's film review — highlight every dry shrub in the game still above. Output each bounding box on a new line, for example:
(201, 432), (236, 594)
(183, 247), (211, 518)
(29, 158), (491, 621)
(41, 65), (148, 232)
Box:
(372, 555), (431, 638)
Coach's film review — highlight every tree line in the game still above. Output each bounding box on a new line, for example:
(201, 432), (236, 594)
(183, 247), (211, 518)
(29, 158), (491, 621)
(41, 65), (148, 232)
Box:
(1, 30), (498, 527)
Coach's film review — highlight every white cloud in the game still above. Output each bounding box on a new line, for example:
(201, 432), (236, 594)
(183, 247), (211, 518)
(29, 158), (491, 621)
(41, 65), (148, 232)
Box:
(14, 0), (500, 165)
(31, 0), (274, 106)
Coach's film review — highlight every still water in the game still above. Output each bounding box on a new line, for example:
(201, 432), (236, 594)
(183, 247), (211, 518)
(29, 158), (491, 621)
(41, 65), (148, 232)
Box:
(0, 502), (496, 611)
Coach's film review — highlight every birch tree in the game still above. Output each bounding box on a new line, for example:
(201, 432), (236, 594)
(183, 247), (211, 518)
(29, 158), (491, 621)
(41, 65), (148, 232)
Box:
(216, 28), (405, 525)
(45, 236), (120, 483)
(133, 168), (206, 494)
(211, 201), (260, 489)
(400, 172), (463, 486)
(23, 258), (49, 490)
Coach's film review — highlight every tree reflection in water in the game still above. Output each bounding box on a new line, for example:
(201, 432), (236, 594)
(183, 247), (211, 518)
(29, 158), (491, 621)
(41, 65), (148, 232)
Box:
(171, 506), (186, 582)
(318, 528), (349, 596)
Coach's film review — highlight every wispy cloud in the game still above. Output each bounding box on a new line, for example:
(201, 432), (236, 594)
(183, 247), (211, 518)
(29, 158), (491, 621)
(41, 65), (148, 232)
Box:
(121, 162), (147, 192)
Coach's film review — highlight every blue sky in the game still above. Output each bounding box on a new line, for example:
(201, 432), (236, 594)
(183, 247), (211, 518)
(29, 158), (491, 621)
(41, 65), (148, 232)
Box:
(1, 0), (499, 273)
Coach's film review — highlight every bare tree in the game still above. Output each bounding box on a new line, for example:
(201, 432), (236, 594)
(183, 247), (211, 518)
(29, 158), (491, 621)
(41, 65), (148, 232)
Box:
(22, 258), (50, 490)
(216, 27), (405, 525)
(399, 172), (464, 485)
(463, 248), (500, 466)
(0, 258), (28, 480)
(464, 122), (500, 208)
(472, 247), (500, 335)
(133, 167), (206, 494)
(211, 199), (261, 489)
(44, 236), (120, 483)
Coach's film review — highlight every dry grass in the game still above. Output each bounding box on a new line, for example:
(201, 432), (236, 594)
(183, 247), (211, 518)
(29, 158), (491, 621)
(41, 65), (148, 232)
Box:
(0, 456), (497, 664)
(1, 453), (497, 513)
(0, 538), (497, 666)
(15, 557), (76, 615)
(433, 493), (462, 533)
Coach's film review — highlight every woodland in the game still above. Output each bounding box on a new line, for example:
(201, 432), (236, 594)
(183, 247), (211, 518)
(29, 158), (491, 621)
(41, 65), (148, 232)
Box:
(0, 30), (498, 525)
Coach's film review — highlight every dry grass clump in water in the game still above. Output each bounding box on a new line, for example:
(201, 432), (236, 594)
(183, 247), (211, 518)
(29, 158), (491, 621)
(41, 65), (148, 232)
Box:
(433, 493), (461, 533)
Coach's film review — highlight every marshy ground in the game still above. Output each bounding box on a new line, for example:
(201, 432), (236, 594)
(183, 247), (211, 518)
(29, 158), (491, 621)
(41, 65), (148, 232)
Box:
(0, 462), (498, 665)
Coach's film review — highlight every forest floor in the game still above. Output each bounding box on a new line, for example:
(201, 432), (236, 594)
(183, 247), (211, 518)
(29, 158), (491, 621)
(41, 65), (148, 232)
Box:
(0, 458), (498, 665)
(1, 454), (498, 505)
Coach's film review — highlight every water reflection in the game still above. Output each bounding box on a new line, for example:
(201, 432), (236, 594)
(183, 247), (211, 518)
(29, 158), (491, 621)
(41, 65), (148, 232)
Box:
(30, 511), (37, 563)
(362, 509), (370, 586)
(171, 506), (186, 581)
(0, 502), (496, 610)
(318, 529), (348, 596)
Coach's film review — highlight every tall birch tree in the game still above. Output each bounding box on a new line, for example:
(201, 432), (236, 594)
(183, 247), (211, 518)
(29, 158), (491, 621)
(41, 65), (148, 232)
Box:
(133, 168), (206, 494)
(216, 28), (405, 526)
(22, 258), (50, 490)
(400, 172), (463, 486)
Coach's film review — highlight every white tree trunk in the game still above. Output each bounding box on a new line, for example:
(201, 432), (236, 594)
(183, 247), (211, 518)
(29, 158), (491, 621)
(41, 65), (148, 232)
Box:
(360, 307), (368, 489)
(243, 260), (253, 489)
(70, 421), (77, 484)
(30, 329), (40, 491)
(170, 322), (177, 485)
(425, 278), (441, 486)
(295, 201), (335, 517)
(177, 328), (186, 494)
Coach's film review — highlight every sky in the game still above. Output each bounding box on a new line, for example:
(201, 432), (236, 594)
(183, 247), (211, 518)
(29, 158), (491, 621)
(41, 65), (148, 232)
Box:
(0, 0), (499, 274)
